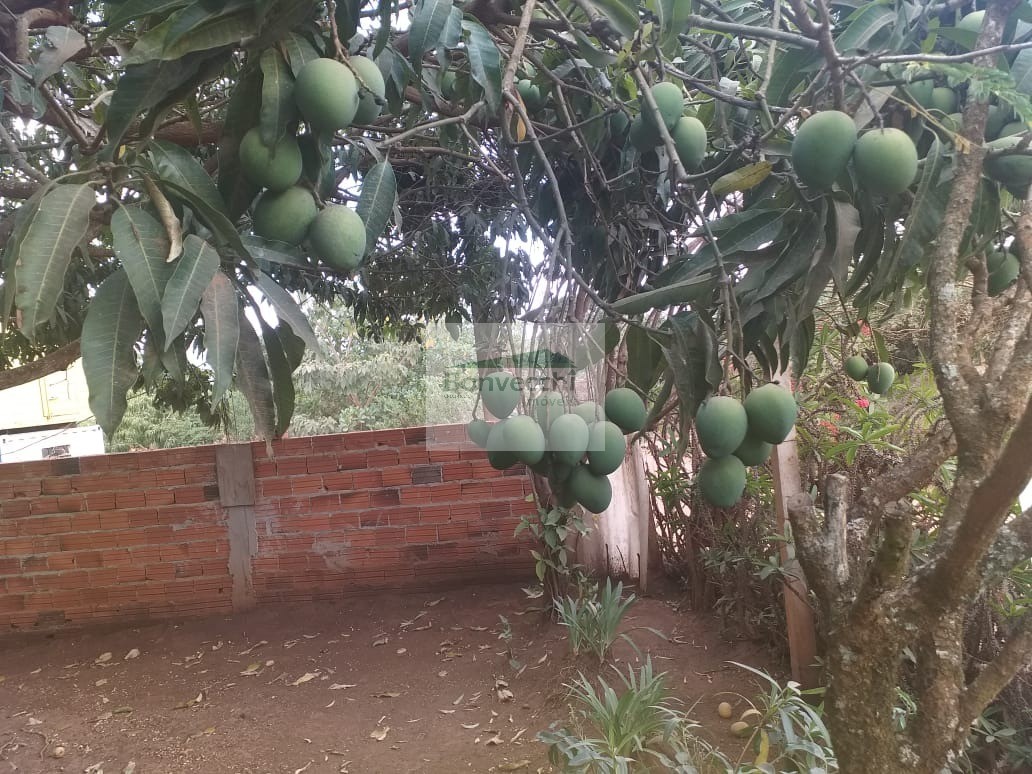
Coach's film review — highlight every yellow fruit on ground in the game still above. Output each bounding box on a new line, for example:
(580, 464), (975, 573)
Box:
(308, 205), (367, 271)
(730, 721), (751, 738)
(717, 702), (733, 719)
(238, 128), (303, 191)
(294, 58), (360, 131)
(350, 55), (386, 125)
(252, 186), (317, 246)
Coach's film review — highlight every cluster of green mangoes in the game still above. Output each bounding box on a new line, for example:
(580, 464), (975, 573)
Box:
(692, 385), (798, 508)
(238, 56), (386, 272)
(791, 110), (919, 195)
(623, 82), (708, 170)
(844, 356), (895, 394)
(466, 372), (648, 514)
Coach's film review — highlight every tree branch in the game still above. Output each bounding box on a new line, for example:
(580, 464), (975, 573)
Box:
(960, 613), (1032, 728)
(0, 340), (81, 391)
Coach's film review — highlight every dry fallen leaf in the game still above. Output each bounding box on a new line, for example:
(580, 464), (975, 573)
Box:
(396, 648), (407, 655)
(452, 694), (464, 705)
(95, 679), (108, 687)
(372, 691), (401, 698)
(328, 683), (357, 690)
(123, 648), (140, 660)
(496, 760), (532, 771)
(240, 662), (263, 676)
(495, 679), (514, 702)
(372, 636), (388, 647)
(438, 709), (456, 715)
(95, 652), (112, 664)
(425, 597), (445, 607)
(238, 640), (268, 656)
(291, 672), (319, 686)
(369, 726), (389, 741)
(461, 722), (480, 730)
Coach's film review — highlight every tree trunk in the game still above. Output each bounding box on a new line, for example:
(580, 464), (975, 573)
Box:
(824, 605), (908, 774)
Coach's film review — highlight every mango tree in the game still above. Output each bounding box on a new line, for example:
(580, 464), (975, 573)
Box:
(1, 0), (1030, 770)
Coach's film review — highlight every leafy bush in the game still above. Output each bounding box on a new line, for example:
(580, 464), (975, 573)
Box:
(539, 659), (678, 772)
(555, 579), (637, 663)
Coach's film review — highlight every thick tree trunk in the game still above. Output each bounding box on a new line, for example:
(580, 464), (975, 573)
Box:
(824, 604), (908, 774)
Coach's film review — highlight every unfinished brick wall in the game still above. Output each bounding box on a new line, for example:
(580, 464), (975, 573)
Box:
(0, 425), (536, 631)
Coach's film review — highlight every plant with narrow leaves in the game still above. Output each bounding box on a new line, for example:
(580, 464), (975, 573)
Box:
(555, 579), (637, 663)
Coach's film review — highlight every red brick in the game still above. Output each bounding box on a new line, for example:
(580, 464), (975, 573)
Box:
(419, 505), (452, 524)
(173, 485), (206, 504)
(70, 512), (102, 531)
(367, 449), (399, 468)
(85, 491), (118, 510)
(306, 454), (338, 474)
(442, 462), (474, 481)
(322, 471), (354, 491)
(2, 499), (31, 519)
(352, 470), (383, 489)
(28, 496), (60, 515)
(12, 480), (42, 498)
(398, 446), (430, 464)
(115, 490), (147, 508)
(0, 556), (20, 575)
(336, 451), (368, 470)
(277, 457), (308, 475)
(339, 491), (370, 510)
(102, 549), (133, 566)
(40, 477), (72, 495)
(155, 468), (188, 486)
(127, 508), (159, 527)
(259, 477), (293, 497)
(23, 515), (71, 535)
(290, 477), (325, 495)
(145, 490), (175, 506)
(405, 526), (438, 544)
(381, 466), (412, 486)
(57, 494), (85, 512)
(4, 576), (34, 593)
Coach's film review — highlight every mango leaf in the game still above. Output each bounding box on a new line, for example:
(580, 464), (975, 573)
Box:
(104, 55), (211, 156)
(374, 0), (395, 57)
(462, 20), (502, 111)
(1011, 48), (1032, 96)
(242, 234), (307, 268)
(883, 137), (949, 290)
(148, 139), (227, 216)
(625, 325), (667, 395)
(356, 162), (397, 252)
(157, 178), (248, 263)
(711, 162), (773, 198)
(646, 0), (692, 52)
(235, 310), (276, 441)
(834, 4), (895, 53)
(162, 234), (220, 345)
(34, 27), (86, 83)
(15, 183), (95, 337)
(259, 318), (297, 438)
(111, 206), (173, 341)
(611, 275), (712, 315)
(81, 269), (145, 437)
(105, 0), (191, 33)
(282, 33), (322, 76)
(252, 271), (319, 352)
(129, 9), (257, 64)
(408, 0), (453, 67)
(199, 271), (240, 405)
(1, 183), (49, 328)
(663, 311), (721, 422)
(259, 47), (296, 146)
(587, 0), (640, 39)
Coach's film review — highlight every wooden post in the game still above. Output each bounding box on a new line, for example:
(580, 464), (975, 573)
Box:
(770, 377), (820, 688)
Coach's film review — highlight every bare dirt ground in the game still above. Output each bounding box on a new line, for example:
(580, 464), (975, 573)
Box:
(0, 583), (774, 774)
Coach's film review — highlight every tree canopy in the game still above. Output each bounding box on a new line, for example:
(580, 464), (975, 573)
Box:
(2, 0), (1032, 771)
